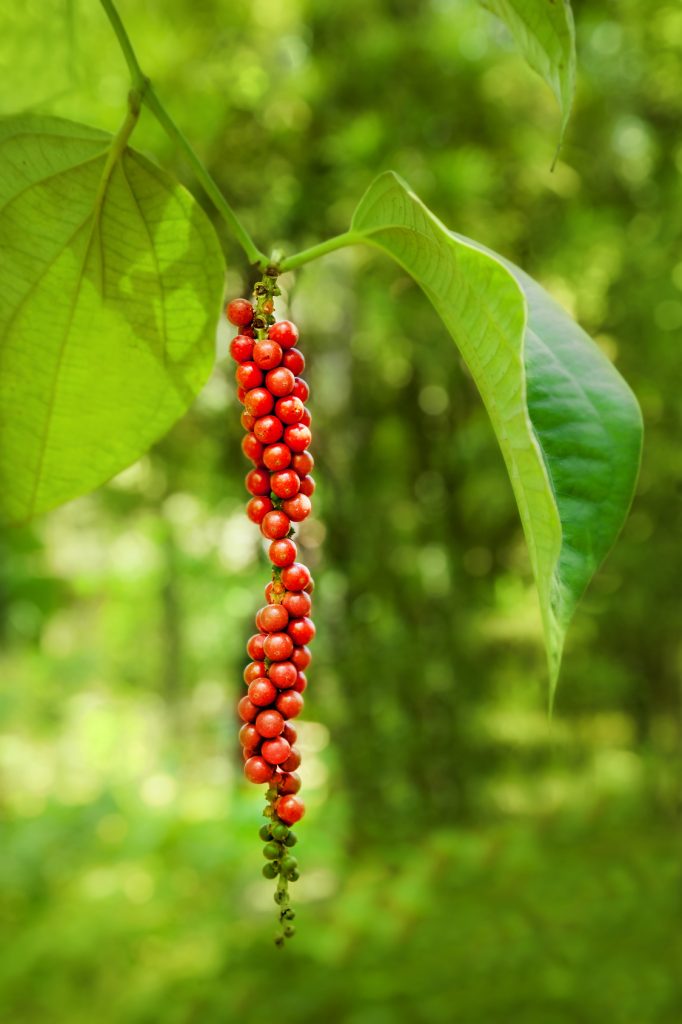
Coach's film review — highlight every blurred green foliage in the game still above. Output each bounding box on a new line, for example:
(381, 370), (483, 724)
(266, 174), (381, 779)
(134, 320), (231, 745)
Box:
(0, 1), (680, 1022)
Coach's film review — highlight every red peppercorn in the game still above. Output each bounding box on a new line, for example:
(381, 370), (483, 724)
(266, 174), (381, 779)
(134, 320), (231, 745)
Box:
(244, 388), (274, 418)
(246, 496), (273, 524)
(281, 562), (311, 591)
(261, 510), (291, 540)
(263, 443), (291, 471)
(244, 755), (274, 784)
(227, 298), (254, 327)
(240, 410), (256, 432)
(255, 708), (285, 738)
(284, 423), (312, 452)
(282, 493), (311, 522)
(299, 407), (312, 427)
(237, 386), (247, 404)
(282, 348), (305, 375)
(263, 632), (294, 661)
(271, 469), (301, 500)
(238, 696), (259, 722)
(230, 334), (254, 362)
(254, 415), (284, 445)
(261, 736), (292, 765)
(265, 366), (295, 397)
(253, 339), (283, 370)
(246, 633), (267, 661)
(292, 646), (312, 671)
(269, 320), (299, 349)
(292, 451), (314, 476)
(245, 469), (270, 496)
(277, 771), (301, 795)
(276, 794), (305, 824)
(282, 591), (311, 618)
(288, 616), (316, 645)
(256, 603), (289, 633)
(281, 722), (297, 746)
(298, 475), (315, 497)
(243, 660), (266, 684)
(241, 433), (264, 464)
(280, 746), (302, 773)
(248, 676), (278, 707)
(235, 361), (263, 390)
(269, 538), (297, 568)
(275, 396), (304, 425)
(268, 661), (298, 689)
(239, 723), (260, 750)
(293, 671), (307, 693)
(276, 689), (304, 719)
(292, 378), (310, 403)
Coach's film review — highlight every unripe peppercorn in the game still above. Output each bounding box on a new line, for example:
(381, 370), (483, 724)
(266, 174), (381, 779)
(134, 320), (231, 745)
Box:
(271, 470), (301, 500)
(244, 756), (274, 784)
(275, 396), (304, 425)
(230, 334), (254, 362)
(259, 824), (272, 841)
(255, 708), (285, 738)
(269, 320), (299, 348)
(261, 736), (292, 765)
(280, 855), (298, 876)
(254, 415), (284, 445)
(271, 822), (289, 841)
(262, 841), (281, 860)
(282, 493), (311, 522)
(227, 298), (254, 327)
(269, 538), (297, 568)
(246, 496), (273, 524)
(268, 660), (298, 689)
(276, 794), (305, 824)
(263, 443), (291, 471)
(263, 632), (294, 661)
(262, 863), (278, 879)
(244, 388), (274, 418)
(248, 676), (278, 707)
(265, 367), (295, 397)
(261, 510), (291, 540)
(253, 339), (283, 369)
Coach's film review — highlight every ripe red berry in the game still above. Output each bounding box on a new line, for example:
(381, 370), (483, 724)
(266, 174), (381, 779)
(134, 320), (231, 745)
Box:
(269, 320), (299, 349)
(240, 410), (256, 431)
(227, 298), (254, 327)
(275, 396), (304, 424)
(292, 378), (310, 403)
(277, 771), (301, 795)
(255, 708), (285, 738)
(299, 407), (312, 427)
(298, 475), (315, 497)
(243, 660), (266, 684)
(239, 723), (260, 750)
(280, 746), (302, 773)
(253, 339), (283, 369)
(281, 723), (297, 746)
(282, 591), (311, 618)
(246, 633), (267, 661)
(256, 603), (289, 633)
(292, 451), (314, 476)
(246, 496), (273, 524)
(238, 696), (259, 722)
(268, 660), (298, 689)
(276, 689), (304, 719)
(284, 423), (312, 452)
(282, 348), (305, 375)
(271, 469), (301, 500)
(235, 361), (263, 390)
(237, 386), (247, 404)
(241, 433), (264, 464)
(269, 538), (297, 568)
(244, 756), (274, 784)
(263, 632), (294, 661)
(254, 415), (284, 445)
(293, 671), (307, 693)
(246, 469), (270, 496)
(281, 562), (311, 592)
(292, 646), (311, 671)
(282, 493), (311, 522)
(230, 334), (254, 362)
(261, 736), (292, 765)
(288, 616), (316, 645)
(244, 388), (274, 418)
(248, 676), (278, 707)
(265, 367), (295, 397)
(276, 794), (305, 824)
(263, 443), (291, 471)
(261, 510), (291, 540)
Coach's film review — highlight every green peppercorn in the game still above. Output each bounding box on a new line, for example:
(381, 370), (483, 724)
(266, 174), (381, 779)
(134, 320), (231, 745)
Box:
(263, 841), (281, 860)
(271, 823), (289, 841)
(280, 855), (298, 876)
(259, 824), (272, 841)
(283, 925), (296, 938)
(288, 869), (300, 882)
(262, 863), (278, 879)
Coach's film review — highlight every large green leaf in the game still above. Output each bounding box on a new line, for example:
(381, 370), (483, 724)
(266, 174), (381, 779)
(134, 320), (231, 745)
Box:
(481, 0), (576, 148)
(348, 172), (642, 696)
(0, 115), (225, 525)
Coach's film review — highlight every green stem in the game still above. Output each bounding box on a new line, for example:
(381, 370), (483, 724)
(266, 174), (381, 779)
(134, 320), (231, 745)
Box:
(278, 231), (359, 272)
(98, 0), (267, 267)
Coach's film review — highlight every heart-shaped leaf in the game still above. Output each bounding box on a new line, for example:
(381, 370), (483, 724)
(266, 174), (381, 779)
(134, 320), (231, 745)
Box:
(481, 0), (576, 149)
(0, 115), (225, 525)
(348, 171), (642, 697)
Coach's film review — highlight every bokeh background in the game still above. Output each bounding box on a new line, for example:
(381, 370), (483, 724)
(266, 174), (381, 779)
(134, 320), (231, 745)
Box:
(1, 1), (681, 1021)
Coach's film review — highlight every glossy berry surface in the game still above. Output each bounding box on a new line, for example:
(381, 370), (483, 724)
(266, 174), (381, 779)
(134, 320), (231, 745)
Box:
(246, 496), (273, 524)
(263, 632), (294, 662)
(261, 736), (292, 765)
(276, 795), (305, 824)
(281, 563), (312, 592)
(265, 367), (295, 397)
(268, 661), (298, 689)
(227, 298), (254, 327)
(230, 335), (254, 362)
(253, 339), (283, 369)
(255, 708), (285, 738)
(257, 603), (289, 633)
(271, 470), (301, 500)
(261, 510), (291, 540)
(269, 538), (297, 568)
(244, 756), (274, 784)
(282, 493), (311, 522)
(269, 320), (299, 348)
(263, 443), (291, 471)
(276, 689), (304, 719)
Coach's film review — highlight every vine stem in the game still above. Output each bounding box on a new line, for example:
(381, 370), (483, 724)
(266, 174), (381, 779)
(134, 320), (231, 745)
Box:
(278, 231), (359, 272)
(98, 0), (268, 268)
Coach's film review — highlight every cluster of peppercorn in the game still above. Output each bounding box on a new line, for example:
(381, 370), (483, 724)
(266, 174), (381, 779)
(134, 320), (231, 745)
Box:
(226, 286), (315, 942)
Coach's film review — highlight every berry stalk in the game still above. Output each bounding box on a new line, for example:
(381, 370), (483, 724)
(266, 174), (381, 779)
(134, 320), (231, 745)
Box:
(228, 276), (314, 945)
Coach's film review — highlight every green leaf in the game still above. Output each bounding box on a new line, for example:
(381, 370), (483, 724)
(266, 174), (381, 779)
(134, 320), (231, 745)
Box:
(349, 171), (642, 698)
(0, 115), (225, 525)
(481, 0), (576, 150)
